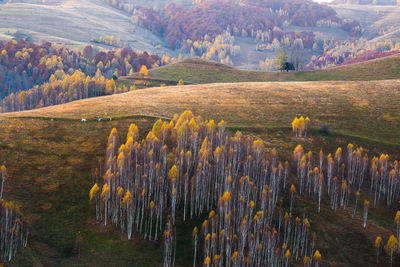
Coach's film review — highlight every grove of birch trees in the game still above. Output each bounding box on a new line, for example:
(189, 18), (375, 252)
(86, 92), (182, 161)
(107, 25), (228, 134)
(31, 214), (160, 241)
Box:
(90, 111), (400, 266)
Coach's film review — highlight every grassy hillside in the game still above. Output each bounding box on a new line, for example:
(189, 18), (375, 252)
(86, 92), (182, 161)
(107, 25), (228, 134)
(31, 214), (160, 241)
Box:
(0, 0), (175, 55)
(4, 80), (400, 144)
(1, 106), (399, 266)
(0, 117), (163, 266)
(147, 55), (400, 83)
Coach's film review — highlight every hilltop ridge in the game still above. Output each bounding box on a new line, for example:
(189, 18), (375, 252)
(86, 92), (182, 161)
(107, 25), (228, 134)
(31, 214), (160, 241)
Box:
(142, 53), (400, 83)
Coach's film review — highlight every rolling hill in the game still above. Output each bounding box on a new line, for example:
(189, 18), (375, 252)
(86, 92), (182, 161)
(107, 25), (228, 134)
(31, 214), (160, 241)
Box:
(3, 79), (400, 144)
(0, 0), (176, 55)
(132, 54), (400, 83)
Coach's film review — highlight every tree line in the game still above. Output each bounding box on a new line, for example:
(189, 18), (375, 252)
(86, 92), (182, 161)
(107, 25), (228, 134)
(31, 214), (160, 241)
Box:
(305, 39), (400, 70)
(0, 69), (132, 112)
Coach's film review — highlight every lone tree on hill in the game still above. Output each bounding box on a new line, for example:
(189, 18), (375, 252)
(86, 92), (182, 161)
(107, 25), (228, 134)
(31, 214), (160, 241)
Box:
(276, 50), (296, 72)
(276, 50), (288, 71)
(284, 62), (295, 72)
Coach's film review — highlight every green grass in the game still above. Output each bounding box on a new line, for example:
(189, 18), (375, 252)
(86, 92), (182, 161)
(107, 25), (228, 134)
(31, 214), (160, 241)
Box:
(0, 118), (163, 266)
(147, 55), (400, 84)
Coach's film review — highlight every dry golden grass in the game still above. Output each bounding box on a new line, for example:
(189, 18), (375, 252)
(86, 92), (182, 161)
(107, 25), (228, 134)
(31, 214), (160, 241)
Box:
(3, 80), (400, 144)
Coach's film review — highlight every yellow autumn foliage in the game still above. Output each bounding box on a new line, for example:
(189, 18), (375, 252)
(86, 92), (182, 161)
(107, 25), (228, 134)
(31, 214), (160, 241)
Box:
(313, 250), (322, 261)
(89, 184), (99, 201)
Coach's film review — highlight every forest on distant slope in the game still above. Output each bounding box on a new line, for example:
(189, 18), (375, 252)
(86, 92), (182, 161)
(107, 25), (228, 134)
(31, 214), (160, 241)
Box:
(104, 0), (362, 66)
(0, 39), (165, 112)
